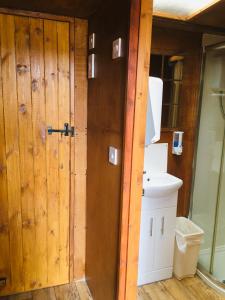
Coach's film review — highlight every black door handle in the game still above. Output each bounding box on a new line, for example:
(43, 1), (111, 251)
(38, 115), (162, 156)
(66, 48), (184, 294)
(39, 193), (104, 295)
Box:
(47, 123), (74, 137)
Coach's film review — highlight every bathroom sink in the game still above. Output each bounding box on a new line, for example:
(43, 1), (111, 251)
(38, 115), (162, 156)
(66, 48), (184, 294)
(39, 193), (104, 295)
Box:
(143, 173), (183, 198)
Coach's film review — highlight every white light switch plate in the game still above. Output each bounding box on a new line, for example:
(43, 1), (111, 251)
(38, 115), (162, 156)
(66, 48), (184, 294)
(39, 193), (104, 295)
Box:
(89, 33), (96, 50)
(88, 54), (96, 79)
(112, 38), (124, 59)
(109, 146), (119, 165)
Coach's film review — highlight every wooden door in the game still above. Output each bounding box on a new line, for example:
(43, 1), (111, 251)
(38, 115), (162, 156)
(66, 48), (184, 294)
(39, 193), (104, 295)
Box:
(0, 14), (72, 295)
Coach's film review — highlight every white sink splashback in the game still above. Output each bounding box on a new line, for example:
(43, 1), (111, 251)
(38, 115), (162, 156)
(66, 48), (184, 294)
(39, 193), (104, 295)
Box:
(144, 143), (168, 174)
(143, 143), (183, 200)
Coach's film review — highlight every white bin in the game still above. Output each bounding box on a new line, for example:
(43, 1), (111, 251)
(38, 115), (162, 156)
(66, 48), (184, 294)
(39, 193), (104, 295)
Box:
(173, 217), (204, 280)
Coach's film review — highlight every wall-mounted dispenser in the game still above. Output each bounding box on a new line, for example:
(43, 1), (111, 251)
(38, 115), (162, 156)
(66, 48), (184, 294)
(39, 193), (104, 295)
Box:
(172, 131), (184, 155)
(145, 77), (163, 145)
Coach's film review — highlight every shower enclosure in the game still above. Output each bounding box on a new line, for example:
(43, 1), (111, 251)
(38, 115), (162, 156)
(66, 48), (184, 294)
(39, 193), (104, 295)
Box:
(191, 41), (225, 285)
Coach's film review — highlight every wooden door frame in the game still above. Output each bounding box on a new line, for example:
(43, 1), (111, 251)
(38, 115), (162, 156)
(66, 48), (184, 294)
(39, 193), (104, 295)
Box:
(118, 0), (153, 299)
(0, 7), (74, 22)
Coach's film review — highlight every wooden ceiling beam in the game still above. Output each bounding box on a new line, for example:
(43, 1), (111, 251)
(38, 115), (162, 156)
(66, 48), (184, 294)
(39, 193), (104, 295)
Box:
(0, 0), (105, 18)
(153, 16), (225, 35)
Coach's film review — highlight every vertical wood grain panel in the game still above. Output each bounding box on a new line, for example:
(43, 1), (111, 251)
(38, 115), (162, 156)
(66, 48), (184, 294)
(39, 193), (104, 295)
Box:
(0, 14), (24, 292)
(0, 15), (11, 293)
(125, 0), (153, 299)
(69, 22), (75, 282)
(15, 16), (36, 290)
(44, 19), (60, 285)
(57, 21), (70, 282)
(74, 18), (88, 280)
(118, 0), (141, 299)
(0, 12), (86, 295)
(87, 1), (128, 298)
(30, 18), (48, 288)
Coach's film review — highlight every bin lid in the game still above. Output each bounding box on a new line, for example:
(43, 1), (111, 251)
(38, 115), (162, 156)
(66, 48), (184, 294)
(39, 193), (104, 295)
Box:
(176, 217), (204, 238)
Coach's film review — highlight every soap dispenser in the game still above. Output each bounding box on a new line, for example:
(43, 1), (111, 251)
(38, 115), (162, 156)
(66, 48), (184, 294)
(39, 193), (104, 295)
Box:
(172, 131), (184, 155)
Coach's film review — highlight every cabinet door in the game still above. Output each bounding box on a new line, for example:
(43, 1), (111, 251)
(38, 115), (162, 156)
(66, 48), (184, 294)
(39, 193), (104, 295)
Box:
(138, 210), (156, 275)
(154, 207), (176, 270)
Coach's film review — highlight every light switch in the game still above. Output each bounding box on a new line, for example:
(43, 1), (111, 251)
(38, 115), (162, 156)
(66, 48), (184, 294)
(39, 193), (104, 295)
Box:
(89, 33), (96, 50)
(112, 38), (124, 59)
(109, 146), (119, 165)
(88, 54), (96, 79)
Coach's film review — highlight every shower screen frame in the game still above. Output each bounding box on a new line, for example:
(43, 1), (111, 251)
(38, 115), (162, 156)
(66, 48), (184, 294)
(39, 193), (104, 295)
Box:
(190, 42), (225, 285)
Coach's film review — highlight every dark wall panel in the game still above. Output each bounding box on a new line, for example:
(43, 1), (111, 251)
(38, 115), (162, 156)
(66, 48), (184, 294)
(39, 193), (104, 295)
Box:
(86, 1), (129, 299)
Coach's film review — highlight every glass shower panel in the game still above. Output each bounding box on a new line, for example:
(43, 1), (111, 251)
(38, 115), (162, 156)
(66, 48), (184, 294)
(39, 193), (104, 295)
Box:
(191, 51), (225, 272)
(213, 149), (225, 282)
(211, 54), (225, 282)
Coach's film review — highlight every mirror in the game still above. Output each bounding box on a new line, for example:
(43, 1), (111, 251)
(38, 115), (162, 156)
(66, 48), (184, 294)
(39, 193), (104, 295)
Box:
(150, 54), (184, 129)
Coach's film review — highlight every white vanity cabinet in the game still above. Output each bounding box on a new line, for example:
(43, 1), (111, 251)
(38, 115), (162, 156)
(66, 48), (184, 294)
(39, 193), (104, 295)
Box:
(138, 194), (177, 286)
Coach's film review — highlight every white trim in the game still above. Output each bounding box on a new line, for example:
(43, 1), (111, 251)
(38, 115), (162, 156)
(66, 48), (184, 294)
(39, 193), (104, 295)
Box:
(197, 269), (225, 296)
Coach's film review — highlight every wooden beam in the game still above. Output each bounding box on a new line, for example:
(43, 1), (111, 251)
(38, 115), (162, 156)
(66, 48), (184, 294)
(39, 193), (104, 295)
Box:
(153, 16), (225, 35)
(0, 7), (74, 22)
(153, 11), (186, 21)
(119, 0), (153, 299)
(118, 0), (141, 299)
(73, 18), (88, 281)
(187, 0), (222, 20)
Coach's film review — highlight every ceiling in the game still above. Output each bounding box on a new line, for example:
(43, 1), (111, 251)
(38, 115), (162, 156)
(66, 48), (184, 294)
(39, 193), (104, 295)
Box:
(191, 0), (225, 29)
(0, 0), (224, 30)
(153, 0), (225, 31)
(153, 0), (222, 20)
(0, 0), (105, 18)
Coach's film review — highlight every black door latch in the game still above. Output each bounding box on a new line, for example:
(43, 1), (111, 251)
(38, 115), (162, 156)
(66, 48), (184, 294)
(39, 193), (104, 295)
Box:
(47, 123), (74, 137)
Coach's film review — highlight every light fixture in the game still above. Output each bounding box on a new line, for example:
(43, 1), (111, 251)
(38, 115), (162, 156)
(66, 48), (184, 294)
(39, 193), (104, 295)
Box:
(153, 0), (221, 20)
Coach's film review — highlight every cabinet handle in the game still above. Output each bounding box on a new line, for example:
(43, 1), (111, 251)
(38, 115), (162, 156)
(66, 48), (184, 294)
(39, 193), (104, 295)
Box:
(161, 216), (165, 235)
(150, 217), (153, 237)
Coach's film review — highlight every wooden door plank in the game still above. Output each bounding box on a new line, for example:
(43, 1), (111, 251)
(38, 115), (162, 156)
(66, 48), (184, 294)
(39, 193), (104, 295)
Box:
(69, 21), (75, 282)
(74, 18), (88, 280)
(29, 18), (48, 288)
(0, 14), (11, 294)
(44, 19), (60, 285)
(57, 21), (70, 283)
(0, 14), (24, 292)
(15, 15), (36, 291)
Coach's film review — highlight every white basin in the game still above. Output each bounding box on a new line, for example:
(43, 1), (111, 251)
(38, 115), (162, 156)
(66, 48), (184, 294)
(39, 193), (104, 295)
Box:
(143, 173), (183, 198)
